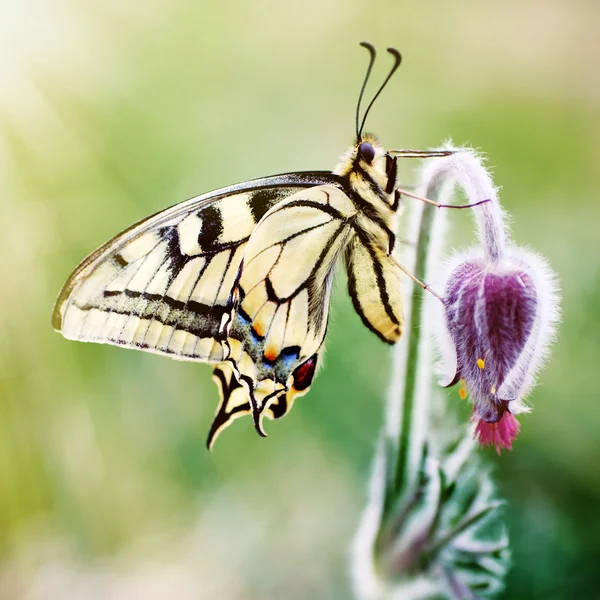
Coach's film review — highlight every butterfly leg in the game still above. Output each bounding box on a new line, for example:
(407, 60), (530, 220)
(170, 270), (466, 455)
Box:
(388, 149), (457, 158)
(389, 254), (445, 304)
(394, 188), (491, 210)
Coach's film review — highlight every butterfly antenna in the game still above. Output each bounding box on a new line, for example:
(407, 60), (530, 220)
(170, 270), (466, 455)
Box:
(358, 47), (402, 138)
(355, 41), (377, 139)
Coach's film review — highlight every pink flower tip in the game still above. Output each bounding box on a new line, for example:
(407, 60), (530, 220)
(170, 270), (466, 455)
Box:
(474, 411), (520, 455)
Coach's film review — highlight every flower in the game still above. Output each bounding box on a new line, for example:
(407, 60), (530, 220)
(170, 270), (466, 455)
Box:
(438, 244), (558, 454)
(441, 253), (552, 452)
(425, 149), (560, 453)
(474, 407), (520, 455)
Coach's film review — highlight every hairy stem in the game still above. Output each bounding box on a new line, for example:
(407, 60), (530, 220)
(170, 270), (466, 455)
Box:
(393, 200), (437, 497)
(383, 177), (448, 520)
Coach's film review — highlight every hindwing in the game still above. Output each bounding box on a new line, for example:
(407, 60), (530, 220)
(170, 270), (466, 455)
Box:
(345, 235), (404, 344)
(221, 184), (357, 438)
(208, 360), (316, 449)
(53, 173), (341, 362)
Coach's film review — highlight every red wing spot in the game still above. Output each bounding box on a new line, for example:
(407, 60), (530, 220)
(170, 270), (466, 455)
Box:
(292, 354), (318, 391)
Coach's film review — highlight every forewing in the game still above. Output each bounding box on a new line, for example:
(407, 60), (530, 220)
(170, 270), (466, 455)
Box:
(225, 184), (356, 433)
(345, 236), (403, 344)
(53, 173), (339, 362)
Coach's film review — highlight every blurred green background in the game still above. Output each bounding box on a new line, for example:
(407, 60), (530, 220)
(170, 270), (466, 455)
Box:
(1, 0), (599, 598)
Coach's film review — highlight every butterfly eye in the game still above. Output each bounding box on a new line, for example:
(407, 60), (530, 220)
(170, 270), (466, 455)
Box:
(358, 142), (375, 164)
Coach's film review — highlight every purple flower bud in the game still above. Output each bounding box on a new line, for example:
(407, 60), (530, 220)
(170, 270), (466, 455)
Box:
(437, 247), (559, 453)
(444, 259), (537, 419)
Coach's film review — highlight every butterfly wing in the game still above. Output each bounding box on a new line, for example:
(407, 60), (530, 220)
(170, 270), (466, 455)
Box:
(345, 235), (404, 344)
(208, 357), (316, 449)
(208, 363), (251, 447)
(220, 184), (357, 439)
(53, 172), (341, 362)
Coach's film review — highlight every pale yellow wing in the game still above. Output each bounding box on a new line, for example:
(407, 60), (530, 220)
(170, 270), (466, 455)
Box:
(53, 174), (337, 361)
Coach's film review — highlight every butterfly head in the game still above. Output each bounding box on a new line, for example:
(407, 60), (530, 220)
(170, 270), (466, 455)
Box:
(333, 133), (397, 206)
(331, 43), (403, 209)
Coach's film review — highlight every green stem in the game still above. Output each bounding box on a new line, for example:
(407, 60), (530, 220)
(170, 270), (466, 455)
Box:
(394, 201), (437, 492)
(384, 177), (447, 518)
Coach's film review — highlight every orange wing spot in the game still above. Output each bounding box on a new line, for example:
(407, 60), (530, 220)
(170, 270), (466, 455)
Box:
(264, 347), (278, 362)
(253, 324), (264, 338)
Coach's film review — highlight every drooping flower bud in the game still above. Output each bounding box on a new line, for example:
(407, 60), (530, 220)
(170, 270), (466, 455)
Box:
(441, 246), (558, 452)
(444, 259), (538, 416)
(425, 150), (560, 453)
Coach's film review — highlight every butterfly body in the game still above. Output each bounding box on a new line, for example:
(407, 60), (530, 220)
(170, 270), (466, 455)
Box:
(53, 43), (439, 448)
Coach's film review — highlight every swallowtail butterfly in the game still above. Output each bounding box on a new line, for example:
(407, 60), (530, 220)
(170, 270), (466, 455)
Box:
(52, 43), (455, 448)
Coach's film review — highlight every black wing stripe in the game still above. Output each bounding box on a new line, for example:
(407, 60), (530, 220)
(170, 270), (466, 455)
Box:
(345, 247), (392, 344)
(198, 205), (224, 250)
(241, 221), (329, 274)
(135, 249), (184, 347)
(352, 229), (400, 324)
(247, 188), (285, 222)
(116, 248), (178, 343)
(263, 223), (349, 304)
(163, 251), (221, 351)
(267, 198), (348, 221)
(104, 243), (172, 342)
(371, 250), (400, 326)
(345, 235), (402, 345)
(78, 291), (228, 340)
(131, 243), (195, 345)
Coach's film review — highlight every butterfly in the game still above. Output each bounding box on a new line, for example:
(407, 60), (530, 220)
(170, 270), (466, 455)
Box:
(52, 43), (455, 449)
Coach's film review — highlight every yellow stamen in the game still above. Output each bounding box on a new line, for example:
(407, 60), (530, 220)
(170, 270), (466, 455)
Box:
(491, 385), (497, 394)
(476, 358), (485, 369)
(459, 387), (467, 400)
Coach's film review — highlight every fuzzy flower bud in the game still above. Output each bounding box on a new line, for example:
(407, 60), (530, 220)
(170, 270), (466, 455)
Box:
(426, 150), (560, 453)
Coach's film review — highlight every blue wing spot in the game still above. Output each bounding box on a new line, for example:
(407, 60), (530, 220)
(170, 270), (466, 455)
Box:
(280, 346), (301, 370)
(236, 308), (251, 327)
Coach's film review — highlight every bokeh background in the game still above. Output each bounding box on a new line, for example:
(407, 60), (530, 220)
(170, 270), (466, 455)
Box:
(1, 1), (599, 598)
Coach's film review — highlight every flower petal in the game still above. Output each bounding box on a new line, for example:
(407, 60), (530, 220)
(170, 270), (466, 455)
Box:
(474, 411), (520, 455)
